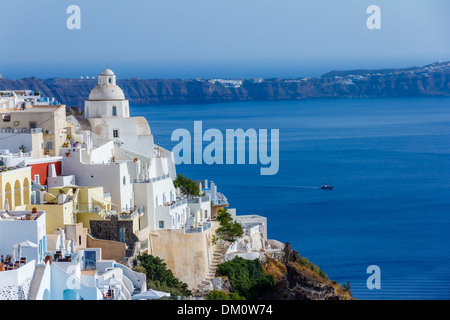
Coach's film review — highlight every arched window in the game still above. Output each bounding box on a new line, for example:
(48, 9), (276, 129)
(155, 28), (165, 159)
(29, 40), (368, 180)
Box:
(112, 106), (117, 116)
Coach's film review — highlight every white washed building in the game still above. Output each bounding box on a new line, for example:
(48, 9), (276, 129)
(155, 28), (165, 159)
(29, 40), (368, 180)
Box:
(65, 69), (191, 230)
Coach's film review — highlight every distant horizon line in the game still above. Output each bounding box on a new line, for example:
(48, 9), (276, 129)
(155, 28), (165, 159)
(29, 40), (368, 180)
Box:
(1, 59), (449, 81)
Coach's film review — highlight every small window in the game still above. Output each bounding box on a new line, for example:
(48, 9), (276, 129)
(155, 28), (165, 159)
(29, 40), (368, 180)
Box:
(46, 141), (53, 150)
(29, 121), (37, 129)
(112, 106), (117, 116)
(123, 176), (126, 185)
(159, 221), (164, 228)
(2, 114), (11, 122)
(79, 236), (82, 245)
(34, 174), (40, 184)
(113, 129), (119, 138)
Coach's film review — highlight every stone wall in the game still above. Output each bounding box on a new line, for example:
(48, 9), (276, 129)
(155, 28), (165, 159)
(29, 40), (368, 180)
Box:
(89, 215), (138, 247)
(146, 222), (219, 289)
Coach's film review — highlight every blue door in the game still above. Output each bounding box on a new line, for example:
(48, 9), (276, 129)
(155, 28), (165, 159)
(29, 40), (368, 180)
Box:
(84, 251), (96, 270)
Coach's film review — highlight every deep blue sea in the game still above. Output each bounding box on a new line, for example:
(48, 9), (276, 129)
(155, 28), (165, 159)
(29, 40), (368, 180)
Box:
(131, 97), (450, 300)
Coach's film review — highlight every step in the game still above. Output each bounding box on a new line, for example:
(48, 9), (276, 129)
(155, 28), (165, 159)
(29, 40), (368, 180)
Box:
(28, 265), (46, 300)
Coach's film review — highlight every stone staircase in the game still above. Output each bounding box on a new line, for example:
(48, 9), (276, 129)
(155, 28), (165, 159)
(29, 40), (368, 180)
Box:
(28, 265), (46, 300)
(191, 241), (229, 297)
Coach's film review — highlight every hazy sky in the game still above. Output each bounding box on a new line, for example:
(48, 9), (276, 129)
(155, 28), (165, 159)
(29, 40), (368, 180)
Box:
(0, 0), (449, 79)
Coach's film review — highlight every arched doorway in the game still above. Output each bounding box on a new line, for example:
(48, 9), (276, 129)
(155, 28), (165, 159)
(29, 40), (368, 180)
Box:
(63, 289), (82, 300)
(14, 180), (21, 207)
(42, 289), (50, 300)
(4, 182), (12, 210)
(23, 178), (30, 205)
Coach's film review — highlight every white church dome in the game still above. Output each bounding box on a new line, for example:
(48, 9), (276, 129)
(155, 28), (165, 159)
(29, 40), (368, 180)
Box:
(100, 68), (115, 76)
(88, 68), (126, 101)
(88, 85), (125, 100)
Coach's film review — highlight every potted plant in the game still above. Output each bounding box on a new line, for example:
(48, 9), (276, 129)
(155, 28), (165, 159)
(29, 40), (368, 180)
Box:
(65, 151), (70, 157)
(44, 254), (52, 265)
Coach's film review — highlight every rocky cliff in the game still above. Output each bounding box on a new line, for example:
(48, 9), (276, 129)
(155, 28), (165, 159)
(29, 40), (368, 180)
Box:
(259, 243), (352, 300)
(1, 61), (448, 109)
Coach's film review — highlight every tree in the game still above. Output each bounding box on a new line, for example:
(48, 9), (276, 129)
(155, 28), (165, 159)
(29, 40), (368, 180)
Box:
(216, 208), (243, 242)
(173, 173), (200, 196)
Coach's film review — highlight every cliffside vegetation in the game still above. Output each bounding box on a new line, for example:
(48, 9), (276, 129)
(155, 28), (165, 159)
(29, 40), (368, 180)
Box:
(173, 173), (200, 196)
(216, 256), (275, 300)
(134, 253), (191, 297)
(260, 243), (353, 300)
(205, 290), (245, 300)
(206, 243), (352, 300)
(214, 208), (244, 242)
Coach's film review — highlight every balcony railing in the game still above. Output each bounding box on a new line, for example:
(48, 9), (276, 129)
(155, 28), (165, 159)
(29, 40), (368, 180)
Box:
(116, 206), (144, 220)
(0, 128), (42, 134)
(212, 199), (228, 206)
(131, 173), (171, 184)
(169, 199), (187, 209)
(184, 222), (211, 234)
(188, 196), (210, 204)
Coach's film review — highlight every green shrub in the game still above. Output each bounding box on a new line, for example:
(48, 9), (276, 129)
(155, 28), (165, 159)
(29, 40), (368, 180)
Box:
(205, 290), (245, 300)
(131, 266), (146, 274)
(294, 254), (329, 281)
(217, 257), (275, 300)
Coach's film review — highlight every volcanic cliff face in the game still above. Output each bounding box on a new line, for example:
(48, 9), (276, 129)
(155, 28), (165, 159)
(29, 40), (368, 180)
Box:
(259, 243), (352, 300)
(0, 61), (448, 109)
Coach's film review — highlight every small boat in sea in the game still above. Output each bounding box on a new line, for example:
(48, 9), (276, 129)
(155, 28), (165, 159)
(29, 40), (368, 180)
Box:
(320, 184), (334, 190)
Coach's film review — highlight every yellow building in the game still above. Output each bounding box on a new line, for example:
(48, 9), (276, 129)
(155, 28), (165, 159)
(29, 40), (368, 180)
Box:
(27, 185), (113, 234)
(0, 166), (31, 211)
(72, 186), (113, 233)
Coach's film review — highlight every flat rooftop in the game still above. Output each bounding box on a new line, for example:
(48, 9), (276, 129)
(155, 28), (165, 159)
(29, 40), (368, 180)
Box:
(0, 105), (63, 113)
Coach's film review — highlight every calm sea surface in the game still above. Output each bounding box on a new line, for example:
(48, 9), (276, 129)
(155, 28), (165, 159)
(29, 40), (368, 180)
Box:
(131, 97), (450, 300)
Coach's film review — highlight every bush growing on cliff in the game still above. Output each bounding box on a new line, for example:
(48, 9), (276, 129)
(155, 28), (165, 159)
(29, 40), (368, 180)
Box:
(137, 253), (191, 297)
(217, 256), (275, 300)
(205, 290), (245, 300)
(294, 254), (329, 281)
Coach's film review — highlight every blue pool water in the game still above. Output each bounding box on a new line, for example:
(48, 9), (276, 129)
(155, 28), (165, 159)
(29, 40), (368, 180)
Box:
(131, 97), (450, 300)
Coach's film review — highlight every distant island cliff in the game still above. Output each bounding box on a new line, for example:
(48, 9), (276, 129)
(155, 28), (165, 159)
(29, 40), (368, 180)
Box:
(0, 61), (449, 109)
